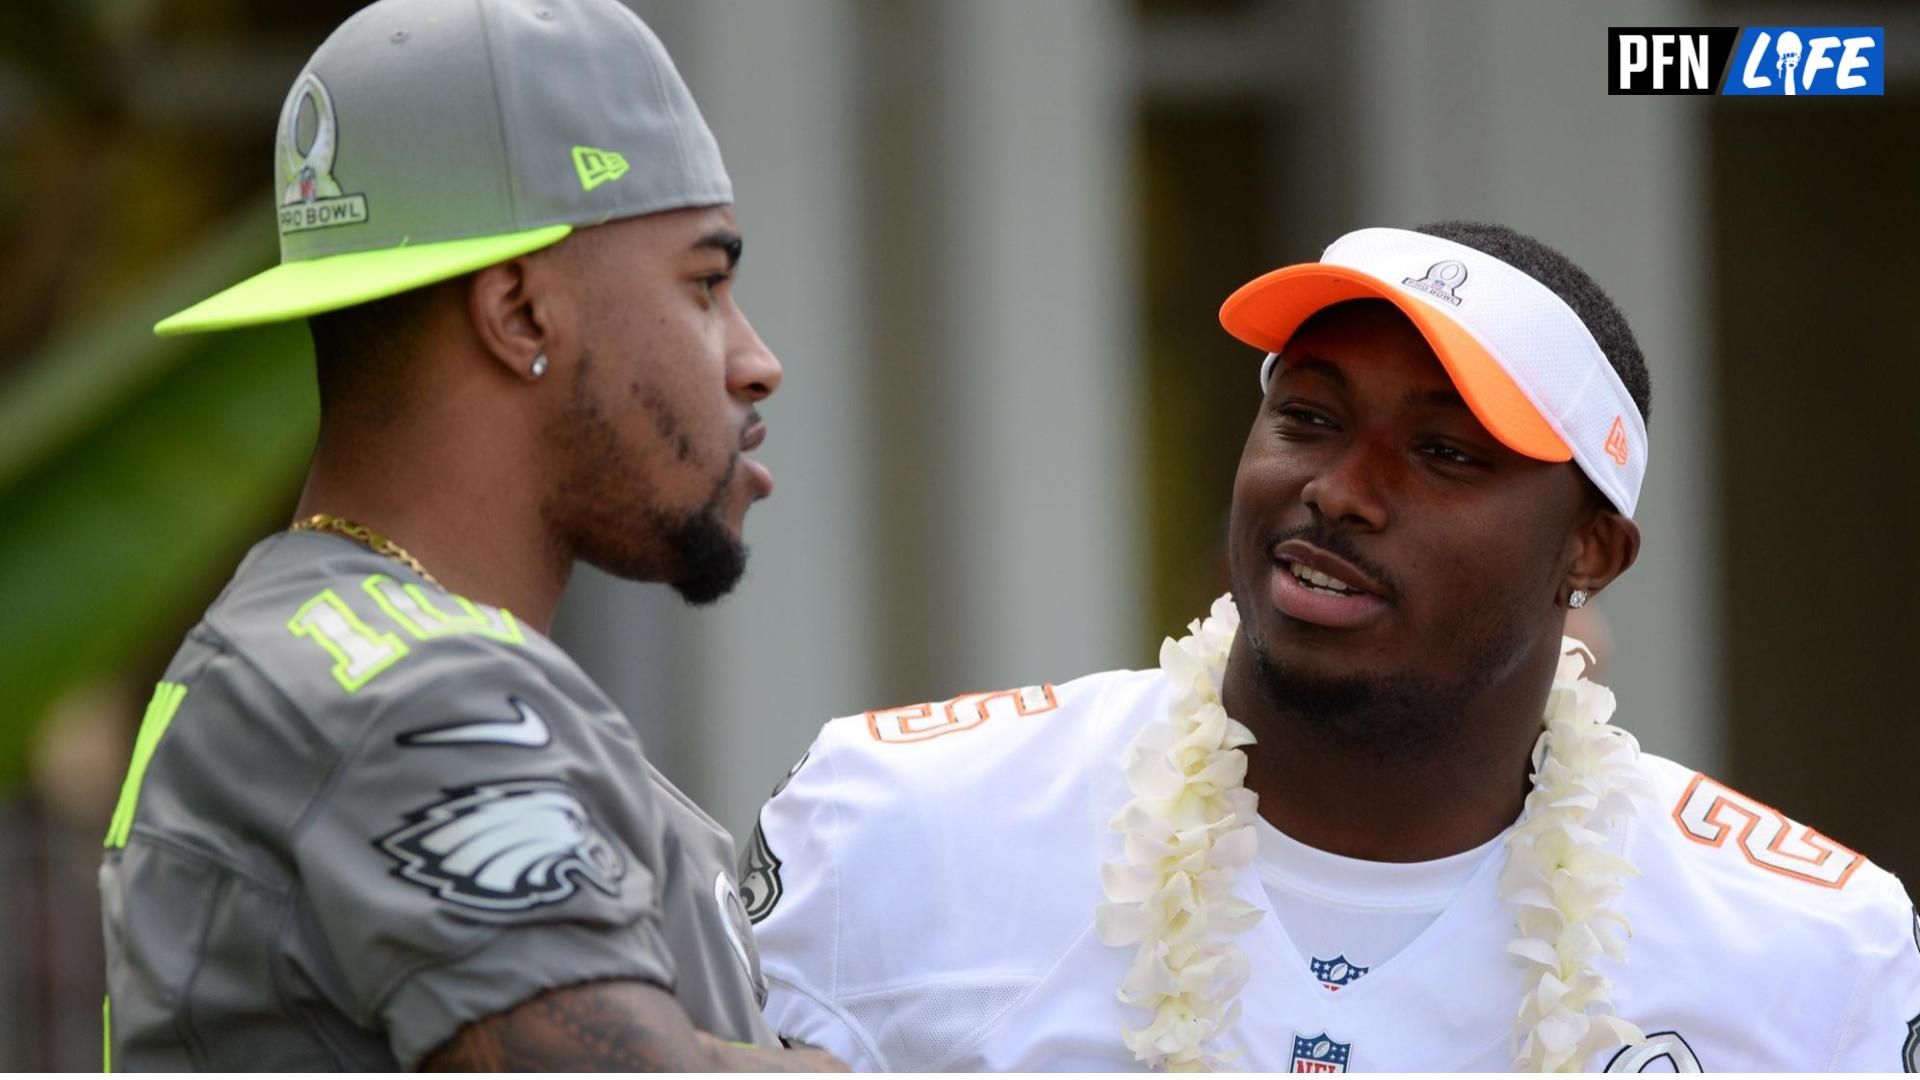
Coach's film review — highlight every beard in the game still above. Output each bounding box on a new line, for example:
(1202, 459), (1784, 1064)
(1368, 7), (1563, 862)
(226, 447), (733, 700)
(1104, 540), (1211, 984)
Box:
(1243, 638), (1479, 765)
(656, 462), (748, 606)
(545, 350), (749, 605)
(1234, 590), (1529, 767)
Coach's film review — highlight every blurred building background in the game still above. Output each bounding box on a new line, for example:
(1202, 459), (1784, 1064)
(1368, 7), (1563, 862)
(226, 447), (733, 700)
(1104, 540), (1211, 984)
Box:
(1, 0), (1914, 1068)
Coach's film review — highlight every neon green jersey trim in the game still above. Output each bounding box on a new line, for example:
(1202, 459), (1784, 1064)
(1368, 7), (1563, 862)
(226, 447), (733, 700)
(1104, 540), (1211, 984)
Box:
(287, 588), (410, 692)
(572, 145), (630, 191)
(103, 995), (111, 1072)
(105, 681), (187, 848)
(362, 574), (523, 644)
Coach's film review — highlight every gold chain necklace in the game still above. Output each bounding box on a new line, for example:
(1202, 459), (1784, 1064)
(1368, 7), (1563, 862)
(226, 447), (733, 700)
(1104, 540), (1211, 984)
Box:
(289, 513), (440, 586)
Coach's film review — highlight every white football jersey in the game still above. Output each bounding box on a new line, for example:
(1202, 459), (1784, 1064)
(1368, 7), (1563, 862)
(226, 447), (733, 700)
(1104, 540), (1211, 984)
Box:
(748, 668), (1920, 1072)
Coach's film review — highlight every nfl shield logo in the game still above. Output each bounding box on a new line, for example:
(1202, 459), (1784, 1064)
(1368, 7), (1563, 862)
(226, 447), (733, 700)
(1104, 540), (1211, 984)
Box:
(1291, 1032), (1351, 1073)
(1310, 954), (1369, 991)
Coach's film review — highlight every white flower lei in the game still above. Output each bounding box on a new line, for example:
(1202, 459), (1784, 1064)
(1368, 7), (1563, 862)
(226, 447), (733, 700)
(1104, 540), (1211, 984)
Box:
(1096, 594), (1648, 1072)
(1502, 638), (1649, 1071)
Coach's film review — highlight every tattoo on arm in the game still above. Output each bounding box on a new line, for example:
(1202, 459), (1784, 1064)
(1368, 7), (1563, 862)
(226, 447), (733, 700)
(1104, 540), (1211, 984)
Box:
(420, 979), (846, 1072)
(421, 980), (707, 1071)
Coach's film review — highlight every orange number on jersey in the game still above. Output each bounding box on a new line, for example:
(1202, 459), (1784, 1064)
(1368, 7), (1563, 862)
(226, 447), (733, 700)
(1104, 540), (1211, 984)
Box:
(1671, 773), (1862, 889)
(866, 684), (1059, 744)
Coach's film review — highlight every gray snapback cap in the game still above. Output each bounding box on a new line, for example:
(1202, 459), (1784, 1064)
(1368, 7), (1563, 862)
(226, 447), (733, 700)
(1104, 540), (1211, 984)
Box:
(156, 0), (730, 336)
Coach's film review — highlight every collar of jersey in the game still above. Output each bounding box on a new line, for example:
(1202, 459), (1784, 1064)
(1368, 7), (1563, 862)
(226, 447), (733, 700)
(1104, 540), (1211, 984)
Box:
(1252, 814), (1514, 909)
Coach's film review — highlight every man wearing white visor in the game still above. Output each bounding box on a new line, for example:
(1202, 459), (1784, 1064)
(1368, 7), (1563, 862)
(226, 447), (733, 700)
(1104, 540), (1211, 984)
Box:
(745, 222), (1920, 1070)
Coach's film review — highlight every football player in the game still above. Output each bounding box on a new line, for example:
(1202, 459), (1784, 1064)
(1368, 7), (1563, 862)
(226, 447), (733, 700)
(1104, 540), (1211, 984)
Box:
(746, 223), (1920, 1071)
(98, 0), (837, 1070)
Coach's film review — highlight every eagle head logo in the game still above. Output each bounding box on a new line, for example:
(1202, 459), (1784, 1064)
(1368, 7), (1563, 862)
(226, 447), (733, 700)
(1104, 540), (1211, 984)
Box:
(377, 779), (626, 911)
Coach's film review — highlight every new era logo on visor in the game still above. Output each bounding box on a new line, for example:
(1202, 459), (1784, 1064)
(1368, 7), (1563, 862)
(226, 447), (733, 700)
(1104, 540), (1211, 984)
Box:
(573, 145), (630, 191)
(1604, 415), (1631, 466)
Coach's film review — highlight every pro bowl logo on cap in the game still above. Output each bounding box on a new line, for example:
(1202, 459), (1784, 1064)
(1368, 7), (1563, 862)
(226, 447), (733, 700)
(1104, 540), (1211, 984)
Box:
(276, 73), (368, 235)
(1402, 259), (1469, 306)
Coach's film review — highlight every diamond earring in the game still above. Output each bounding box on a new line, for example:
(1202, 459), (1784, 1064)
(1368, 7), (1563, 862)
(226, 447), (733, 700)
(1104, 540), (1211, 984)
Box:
(530, 354), (548, 379)
(1569, 589), (1589, 609)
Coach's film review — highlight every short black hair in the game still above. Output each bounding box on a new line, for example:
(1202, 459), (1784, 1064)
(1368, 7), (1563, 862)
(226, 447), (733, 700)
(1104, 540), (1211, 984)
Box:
(1413, 221), (1650, 425)
(306, 277), (464, 423)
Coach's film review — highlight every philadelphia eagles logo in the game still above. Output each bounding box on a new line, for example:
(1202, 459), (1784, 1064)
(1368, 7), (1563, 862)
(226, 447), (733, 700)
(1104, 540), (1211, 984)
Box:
(377, 779), (625, 911)
(738, 821), (783, 923)
(738, 751), (805, 923)
(1605, 1031), (1702, 1073)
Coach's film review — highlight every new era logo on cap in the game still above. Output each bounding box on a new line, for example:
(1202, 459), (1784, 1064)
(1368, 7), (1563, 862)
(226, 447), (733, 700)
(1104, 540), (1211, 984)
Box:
(573, 145), (630, 191)
(154, 0), (733, 337)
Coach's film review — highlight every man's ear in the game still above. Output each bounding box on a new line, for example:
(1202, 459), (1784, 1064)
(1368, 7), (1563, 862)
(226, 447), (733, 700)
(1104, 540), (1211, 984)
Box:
(468, 254), (566, 382)
(1565, 506), (1640, 603)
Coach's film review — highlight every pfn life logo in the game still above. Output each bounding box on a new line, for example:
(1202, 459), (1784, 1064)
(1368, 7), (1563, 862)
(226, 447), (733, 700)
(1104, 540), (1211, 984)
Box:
(1608, 27), (1883, 95)
(1724, 28), (1882, 95)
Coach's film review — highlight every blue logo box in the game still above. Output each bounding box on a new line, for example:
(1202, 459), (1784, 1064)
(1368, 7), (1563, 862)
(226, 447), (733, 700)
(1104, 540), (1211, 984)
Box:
(1721, 27), (1884, 95)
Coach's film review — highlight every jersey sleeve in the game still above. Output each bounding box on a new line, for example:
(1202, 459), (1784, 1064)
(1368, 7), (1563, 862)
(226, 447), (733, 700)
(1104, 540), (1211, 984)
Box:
(746, 673), (1135, 1072)
(1828, 880), (1920, 1071)
(288, 638), (679, 1069)
(742, 734), (888, 1070)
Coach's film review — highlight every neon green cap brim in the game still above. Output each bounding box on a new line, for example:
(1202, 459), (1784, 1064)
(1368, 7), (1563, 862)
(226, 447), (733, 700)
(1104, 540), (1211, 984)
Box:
(153, 224), (574, 336)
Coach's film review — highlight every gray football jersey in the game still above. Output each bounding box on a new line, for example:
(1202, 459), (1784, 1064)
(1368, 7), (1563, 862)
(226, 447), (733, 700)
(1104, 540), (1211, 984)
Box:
(99, 531), (774, 1069)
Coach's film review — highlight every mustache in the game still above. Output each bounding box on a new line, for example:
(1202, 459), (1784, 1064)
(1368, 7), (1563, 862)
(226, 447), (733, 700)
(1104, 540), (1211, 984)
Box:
(1267, 521), (1403, 602)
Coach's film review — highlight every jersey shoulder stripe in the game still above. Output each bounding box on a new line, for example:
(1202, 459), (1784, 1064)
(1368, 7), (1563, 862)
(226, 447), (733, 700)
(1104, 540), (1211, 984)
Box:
(210, 534), (531, 692)
(196, 533), (606, 756)
(1629, 752), (1909, 940)
(816, 667), (1164, 778)
(759, 669), (1165, 1000)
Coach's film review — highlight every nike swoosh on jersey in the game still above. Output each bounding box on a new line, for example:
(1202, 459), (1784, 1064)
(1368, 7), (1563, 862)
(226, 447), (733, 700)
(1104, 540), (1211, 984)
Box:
(397, 696), (552, 748)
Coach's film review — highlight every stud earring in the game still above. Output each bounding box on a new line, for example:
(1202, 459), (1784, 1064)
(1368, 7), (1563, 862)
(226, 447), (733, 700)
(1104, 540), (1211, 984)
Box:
(1569, 589), (1589, 610)
(530, 354), (548, 379)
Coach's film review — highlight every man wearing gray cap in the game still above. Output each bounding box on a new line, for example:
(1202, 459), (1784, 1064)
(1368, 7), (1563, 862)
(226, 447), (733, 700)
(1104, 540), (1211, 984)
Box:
(98, 0), (837, 1069)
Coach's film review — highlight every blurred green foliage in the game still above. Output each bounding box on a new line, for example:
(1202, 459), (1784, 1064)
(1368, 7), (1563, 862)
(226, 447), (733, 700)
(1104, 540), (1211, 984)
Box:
(0, 211), (314, 785)
(0, 1), (372, 787)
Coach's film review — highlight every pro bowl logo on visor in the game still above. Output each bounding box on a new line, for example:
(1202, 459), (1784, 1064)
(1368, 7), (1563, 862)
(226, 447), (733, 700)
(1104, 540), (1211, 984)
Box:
(276, 73), (369, 235)
(1402, 259), (1469, 306)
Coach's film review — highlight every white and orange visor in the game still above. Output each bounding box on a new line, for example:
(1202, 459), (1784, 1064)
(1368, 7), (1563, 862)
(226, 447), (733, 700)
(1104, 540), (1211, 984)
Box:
(1220, 227), (1647, 517)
